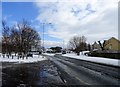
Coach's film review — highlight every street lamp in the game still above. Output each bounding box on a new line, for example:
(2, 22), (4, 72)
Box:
(41, 22), (52, 57)
(63, 40), (65, 50)
(42, 23), (45, 54)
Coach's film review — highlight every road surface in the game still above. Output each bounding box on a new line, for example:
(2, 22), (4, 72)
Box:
(44, 54), (119, 86)
(1, 54), (120, 87)
(2, 60), (65, 87)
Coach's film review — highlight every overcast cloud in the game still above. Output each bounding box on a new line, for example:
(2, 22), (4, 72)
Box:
(34, 0), (118, 47)
(1, 0), (119, 48)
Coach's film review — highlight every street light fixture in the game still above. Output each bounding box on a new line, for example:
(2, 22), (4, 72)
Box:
(41, 22), (52, 57)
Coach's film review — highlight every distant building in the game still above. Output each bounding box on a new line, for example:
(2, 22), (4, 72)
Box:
(46, 48), (53, 53)
(103, 37), (120, 52)
(92, 42), (101, 51)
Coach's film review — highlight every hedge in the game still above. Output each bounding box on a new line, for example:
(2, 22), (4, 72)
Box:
(88, 52), (120, 59)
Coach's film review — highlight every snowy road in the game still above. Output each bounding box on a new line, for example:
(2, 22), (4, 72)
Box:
(45, 54), (119, 86)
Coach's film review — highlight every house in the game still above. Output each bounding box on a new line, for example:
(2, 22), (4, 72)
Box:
(92, 42), (101, 51)
(103, 37), (120, 52)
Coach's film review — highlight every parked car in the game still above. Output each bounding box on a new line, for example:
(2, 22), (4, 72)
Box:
(27, 54), (33, 57)
(62, 51), (66, 54)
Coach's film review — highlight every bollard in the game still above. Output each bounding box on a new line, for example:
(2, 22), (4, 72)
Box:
(18, 56), (19, 59)
(22, 55), (24, 60)
(12, 55), (13, 59)
(7, 55), (9, 59)
(26, 56), (28, 59)
(3, 54), (5, 58)
(22, 56), (24, 60)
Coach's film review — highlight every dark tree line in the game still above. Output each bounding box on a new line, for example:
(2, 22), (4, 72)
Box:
(49, 46), (62, 53)
(2, 20), (41, 57)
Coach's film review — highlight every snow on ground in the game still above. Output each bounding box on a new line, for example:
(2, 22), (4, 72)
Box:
(63, 53), (120, 67)
(43, 53), (55, 56)
(0, 55), (47, 63)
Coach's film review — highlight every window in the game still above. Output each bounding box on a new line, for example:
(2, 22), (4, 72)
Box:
(109, 44), (112, 49)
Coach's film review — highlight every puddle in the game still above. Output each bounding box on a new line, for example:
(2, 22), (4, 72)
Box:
(37, 62), (64, 85)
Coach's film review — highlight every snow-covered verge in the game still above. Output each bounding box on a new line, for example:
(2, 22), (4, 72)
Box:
(43, 53), (55, 56)
(63, 53), (120, 67)
(0, 55), (47, 63)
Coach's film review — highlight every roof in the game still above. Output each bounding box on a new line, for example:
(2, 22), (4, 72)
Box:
(109, 37), (120, 43)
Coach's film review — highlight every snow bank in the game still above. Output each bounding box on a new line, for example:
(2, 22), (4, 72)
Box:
(63, 53), (120, 67)
(0, 55), (47, 63)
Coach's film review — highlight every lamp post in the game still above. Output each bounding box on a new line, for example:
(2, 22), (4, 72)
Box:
(63, 40), (64, 50)
(41, 22), (52, 57)
(43, 23), (45, 54)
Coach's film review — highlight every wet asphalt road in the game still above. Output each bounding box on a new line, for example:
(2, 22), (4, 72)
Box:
(45, 55), (120, 86)
(2, 60), (65, 87)
(1, 55), (120, 87)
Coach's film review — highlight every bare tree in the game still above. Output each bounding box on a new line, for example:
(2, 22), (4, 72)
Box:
(2, 20), (11, 54)
(2, 20), (41, 58)
(87, 44), (91, 51)
(68, 35), (87, 55)
(98, 40), (105, 51)
(10, 20), (41, 57)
